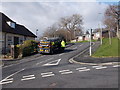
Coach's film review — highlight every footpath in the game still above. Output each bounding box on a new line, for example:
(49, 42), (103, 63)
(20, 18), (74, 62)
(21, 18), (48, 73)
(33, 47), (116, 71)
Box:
(70, 41), (119, 65)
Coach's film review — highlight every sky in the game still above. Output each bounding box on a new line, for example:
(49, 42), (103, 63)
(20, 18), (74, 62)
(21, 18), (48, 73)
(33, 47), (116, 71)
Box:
(0, 0), (119, 37)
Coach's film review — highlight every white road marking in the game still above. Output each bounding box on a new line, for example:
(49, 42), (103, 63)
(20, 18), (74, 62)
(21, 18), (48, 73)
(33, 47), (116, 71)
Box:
(113, 65), (120, 67)
(95, 66), (107, 70)
(92, 66), (103, 68)
(41, 72), (55, 77)
(41, 72), (53, 75)
(79, 44), (83, 47)
(2, 68), (25, 81)
(61, 71), (73, 75)
(72, 47), (77, 49)
(0, 78), (13, 85)
(59, 53), (64, 56)
(59, 69), (70, 72)
(79, 69), (90, 72)
(42, 59), (61, 66)
(21, 74), (35, 81)
(36, 58), (53, 66)
(42, 74), (55, 77)
(21, 77), (35, 81)
(76, 67), (87, 70)
(23, 75), (35, 78)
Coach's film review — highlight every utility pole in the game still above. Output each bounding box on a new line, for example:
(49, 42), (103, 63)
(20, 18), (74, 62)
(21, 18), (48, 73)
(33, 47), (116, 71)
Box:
(89, 29), (92, 56)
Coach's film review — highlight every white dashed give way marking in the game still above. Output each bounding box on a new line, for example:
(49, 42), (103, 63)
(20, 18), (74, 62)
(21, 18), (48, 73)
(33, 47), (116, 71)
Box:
(42, 59), (61, 66)
(59, 69), (73, 75)
(41, 72), (55, 77)
(92, 66), (107, 70)
(0, 78), (13, 85)
(21, 75), (35, 81)
(76, 67), (90, 72)
(113, 65), (120, 67)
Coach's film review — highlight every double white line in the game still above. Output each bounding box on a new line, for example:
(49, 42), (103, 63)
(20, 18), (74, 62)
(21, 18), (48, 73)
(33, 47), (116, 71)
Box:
(21, 74), (35, 81)
(41, 72), (55, 77)
(76, 67), (90, 72)
(59, 69), (73, 75)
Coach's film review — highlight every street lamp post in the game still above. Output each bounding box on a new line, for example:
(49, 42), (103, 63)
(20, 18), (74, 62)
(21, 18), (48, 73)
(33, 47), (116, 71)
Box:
(98, 13), (103, 45)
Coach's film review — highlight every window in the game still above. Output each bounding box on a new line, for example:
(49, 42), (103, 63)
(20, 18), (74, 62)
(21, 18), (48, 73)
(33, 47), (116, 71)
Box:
(7, 21), (16, 28)
(7, 36), (13, 45)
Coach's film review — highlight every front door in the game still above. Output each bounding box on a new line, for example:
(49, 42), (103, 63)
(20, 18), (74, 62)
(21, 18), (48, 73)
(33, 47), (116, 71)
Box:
(14, 37), (19, 45)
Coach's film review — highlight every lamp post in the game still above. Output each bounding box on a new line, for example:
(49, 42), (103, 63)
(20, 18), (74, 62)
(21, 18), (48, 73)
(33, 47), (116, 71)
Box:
(98, 13), (103, 45)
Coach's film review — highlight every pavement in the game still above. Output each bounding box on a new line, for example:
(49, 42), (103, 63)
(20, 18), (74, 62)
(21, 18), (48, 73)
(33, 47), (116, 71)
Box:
(70, 41), (119, 65)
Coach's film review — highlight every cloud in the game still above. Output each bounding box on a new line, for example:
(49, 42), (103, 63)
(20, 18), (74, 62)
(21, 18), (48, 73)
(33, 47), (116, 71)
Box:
(1, 1), (109, 37)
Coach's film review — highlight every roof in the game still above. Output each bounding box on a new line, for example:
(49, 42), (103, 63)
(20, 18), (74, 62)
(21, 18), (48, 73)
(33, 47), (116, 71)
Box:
(0, 12), (37, 38)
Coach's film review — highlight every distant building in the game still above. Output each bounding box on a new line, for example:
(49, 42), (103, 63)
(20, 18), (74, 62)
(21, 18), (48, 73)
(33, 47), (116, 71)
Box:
(0, 12), (37, 54)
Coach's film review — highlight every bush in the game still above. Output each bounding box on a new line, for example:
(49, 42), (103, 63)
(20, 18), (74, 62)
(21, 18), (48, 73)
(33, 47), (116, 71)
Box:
(16, 40), (38, 57)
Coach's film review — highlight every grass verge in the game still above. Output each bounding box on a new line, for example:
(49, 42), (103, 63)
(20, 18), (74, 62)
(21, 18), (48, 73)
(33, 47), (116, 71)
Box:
(92, 37), (120, 57)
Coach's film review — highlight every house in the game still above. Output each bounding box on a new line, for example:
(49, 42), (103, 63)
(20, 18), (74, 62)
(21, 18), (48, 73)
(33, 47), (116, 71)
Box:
(0, 12), (37, 54)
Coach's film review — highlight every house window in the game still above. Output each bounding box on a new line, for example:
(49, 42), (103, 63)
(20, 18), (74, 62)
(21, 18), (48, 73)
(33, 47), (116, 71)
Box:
(19, 37), (23, 44)
(7, 36), (13, 45)
(7, 21), (16, 28)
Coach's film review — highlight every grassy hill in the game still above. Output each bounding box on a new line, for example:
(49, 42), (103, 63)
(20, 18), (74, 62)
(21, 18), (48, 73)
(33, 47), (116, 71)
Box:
(92, 38), (120, 57)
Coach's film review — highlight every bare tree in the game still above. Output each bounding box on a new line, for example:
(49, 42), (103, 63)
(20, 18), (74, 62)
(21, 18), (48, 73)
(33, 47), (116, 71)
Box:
(42, 14), (83, 41)
(104, 4), (119, 39)
(59, 14), (83, 40)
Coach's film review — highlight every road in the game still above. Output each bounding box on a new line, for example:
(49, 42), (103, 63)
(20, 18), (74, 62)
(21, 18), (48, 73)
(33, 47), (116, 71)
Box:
(0, 42), (119, 88)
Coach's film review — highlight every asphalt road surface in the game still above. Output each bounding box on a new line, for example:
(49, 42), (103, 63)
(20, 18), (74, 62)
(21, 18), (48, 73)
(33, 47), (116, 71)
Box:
(0, 42), (119, 88)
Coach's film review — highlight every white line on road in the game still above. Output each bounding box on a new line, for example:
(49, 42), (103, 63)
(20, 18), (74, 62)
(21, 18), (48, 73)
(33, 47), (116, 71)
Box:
(21, 77), (35, 81)
(36, 58), (54, 66)
(113, 65), (120, 67)
(59, 69), (70, 72)
(76, 67), (87, 70)
(41, 72), (53, 75)
(59, 53), (64, 56)
(95, 66), (107, 70)
(0, 78), (13, 85)
(92, 66), (103, 68)
(79, 44), (83, 47)
(23, 75), (35, 78)
(42, 59), (61, 66)
(2, 68), (25, 80)
(61, 71), (73, 75)
(0, 68), (25, 84)
(42, 74), (55, 77)
(72, 47), (77, 49)
(79, 69), (90, 72)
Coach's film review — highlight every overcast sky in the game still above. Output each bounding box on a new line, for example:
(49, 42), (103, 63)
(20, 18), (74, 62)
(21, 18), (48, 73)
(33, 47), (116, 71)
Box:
(0, 0), (119, 37)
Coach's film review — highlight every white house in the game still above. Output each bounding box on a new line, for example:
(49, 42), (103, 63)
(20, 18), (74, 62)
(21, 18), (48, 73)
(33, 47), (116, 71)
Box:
(0, 12), (37, 54)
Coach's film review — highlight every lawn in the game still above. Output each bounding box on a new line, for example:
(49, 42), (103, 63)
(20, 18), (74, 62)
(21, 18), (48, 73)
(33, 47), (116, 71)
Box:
(92, 37), (120, 57)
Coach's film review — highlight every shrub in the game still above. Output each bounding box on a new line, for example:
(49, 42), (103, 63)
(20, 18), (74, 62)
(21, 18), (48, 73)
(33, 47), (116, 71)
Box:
(16, 40), (38, 57)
